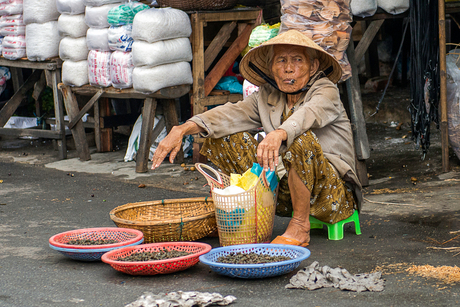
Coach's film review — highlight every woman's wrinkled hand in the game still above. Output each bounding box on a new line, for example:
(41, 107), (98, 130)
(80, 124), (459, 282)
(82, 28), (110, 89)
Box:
(151, 126), (184, 170)
(257, 129), (287, 172)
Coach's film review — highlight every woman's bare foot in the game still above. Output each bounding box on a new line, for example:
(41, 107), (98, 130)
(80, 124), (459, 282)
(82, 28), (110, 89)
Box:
(281, 215), (310, 245)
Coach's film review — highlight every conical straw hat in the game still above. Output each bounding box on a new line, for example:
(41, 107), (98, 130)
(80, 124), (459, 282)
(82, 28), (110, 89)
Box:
(240, 29), (343, 86)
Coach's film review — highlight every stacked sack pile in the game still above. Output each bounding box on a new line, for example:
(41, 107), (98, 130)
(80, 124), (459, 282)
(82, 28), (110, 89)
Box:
(85, 0), (123, 87)
(279, 0), (353, 81)
(23, 0), (60, 61)
(0, 0), (25, 60)
(57, 0), (89, 87)
(132, 7), (193, 93)
(107, 1), (149, 89)
(351, 0), (409, 18)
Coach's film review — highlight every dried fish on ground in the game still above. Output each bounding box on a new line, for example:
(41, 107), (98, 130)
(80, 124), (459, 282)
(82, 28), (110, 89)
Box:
(125, 291), (236, 307)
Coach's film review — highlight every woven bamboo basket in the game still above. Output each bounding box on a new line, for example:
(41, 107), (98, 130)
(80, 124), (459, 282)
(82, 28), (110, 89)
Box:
(156, 0), (238, 11)
(109, 197), (216, 243)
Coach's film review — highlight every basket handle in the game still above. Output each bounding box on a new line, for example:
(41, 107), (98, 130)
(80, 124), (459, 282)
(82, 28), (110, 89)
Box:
(195, 163), (225, 189)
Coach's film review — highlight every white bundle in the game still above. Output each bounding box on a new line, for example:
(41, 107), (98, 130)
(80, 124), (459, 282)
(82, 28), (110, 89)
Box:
(2, 47), (26, 60)
(84, 0), (123, 6)
(133, 62), (193, 94)
(23, 0), (60, 25)
(85, 4), (120, 28)
(0, 16), (24, 28)
(2, 35), (26, 48)
(59, 37), (88, 61)
(58, 14), (88, 38)
(62, 60), (89, 87)
(88, 50), (112, 87)
(108, 25), (133, 52)
(110, 51), (133, 89)
(56, 0), (86, 15)
(350, 0), (378, 17)
(132, 8), (192, 43)
(26, 21), (60, 61)
(132, 38), (192, 68)
(377, 0), (409, 15)
(0, 1), (23, 16)
(0, 25), (25, 36)
(86, 27), (110, 51)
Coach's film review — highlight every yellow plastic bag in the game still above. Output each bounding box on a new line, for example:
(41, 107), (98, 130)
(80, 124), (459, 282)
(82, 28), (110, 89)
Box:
(230, 168), (259, 191)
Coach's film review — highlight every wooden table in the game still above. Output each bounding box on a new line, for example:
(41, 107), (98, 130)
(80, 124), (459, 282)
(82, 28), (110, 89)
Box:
(0, 57), (67, 159)
(58, 84), (190, 173)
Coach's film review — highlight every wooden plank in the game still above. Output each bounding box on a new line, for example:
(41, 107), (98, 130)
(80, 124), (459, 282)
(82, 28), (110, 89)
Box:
(345, 42), (370, 161)
(94, 100), (101, 152)
(204, 23), (255, 97)
(163, 99), (184, 164)
(191, 13), (206, 116)
(0, 69), (42, 127)
(198, 9), (261, 23)
(0, 127), (62, 139)
(439, 0), (449, 172)
(200, 94), (243, 106)
(10, 67), (24, 93)
(204, 21), (237, 71)
(99, 98), (112, 152)
(0, 57), (61, 70)
(67, 89), (104, 130)
(209, 90), (231, 96)
(32, 72), (46, 117)
(50, 69), (67, 159)
(151, 115), (165, 143)
(136, 98), (157, 173)
(59, 84), (91, 161)
(68, 84), (190, 99)
(354, 19), (384, 64)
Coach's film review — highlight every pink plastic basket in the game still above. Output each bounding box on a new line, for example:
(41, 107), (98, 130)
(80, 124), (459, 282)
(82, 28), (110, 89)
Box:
(49, 227), (144, 249)
(101, 242), (212, 275)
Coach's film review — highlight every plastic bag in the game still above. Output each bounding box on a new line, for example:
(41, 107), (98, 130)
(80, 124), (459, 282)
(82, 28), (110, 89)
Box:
(2, 46), (26, 60)
(88, 50), (112, 87)
(0, 25), (25, 36)
(56, 0), (86, 15)
(2, 35), (26, 48)
(62, 60), (89, 87)
(58, 14), (88, 38)
(108, 25), (133, 52)
(133, 61), (193, 94)
(23, 0), (60, 25)
(110, 51), (134, 89)
(446, 53), (460, 160)
(280, 0), (352, 82)
(132, 38), (192, 67)
(0, 1), (23, 16)
(351, 0), (378, 17)
(25, 21), (60, 61)
(243, 79), (259, 99)
(85, 4), (121, 28)
(214, 76), (243, 94)
(59, 37), (88, 62)
(0, 66), (10, 95)
(248, 23), (280, 48)
(377, 0), (409, 15)
(86, 27), (110, 51)
(0, 15), (24, 28)
(132, 8), (192, 43)
(107, 1), (150, 26)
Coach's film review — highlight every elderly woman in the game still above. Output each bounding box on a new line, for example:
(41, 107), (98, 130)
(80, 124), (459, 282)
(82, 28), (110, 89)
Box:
(151, 30), (362, 247)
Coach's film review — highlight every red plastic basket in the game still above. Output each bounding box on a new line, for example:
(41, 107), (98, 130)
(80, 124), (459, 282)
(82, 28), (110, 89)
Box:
(49, 227), (144, 250)
(101, 242), (212, 275)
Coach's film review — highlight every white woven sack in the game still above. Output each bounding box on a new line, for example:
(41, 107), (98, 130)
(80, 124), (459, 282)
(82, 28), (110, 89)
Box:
(2, 47), (26, 60)
(0, 16), (24, 28)
(84, 0), (123, 6)
(56, 0), (86, 15)
(86, 28), (110, 51)
(132, 8), (192, 43)
(377, 0), (409, 15)
(132, 38), (192, 68)
(88, 50), (112, 87)
(350, 0), (377, 18)
(23, 0), (60, 25)
(59, 37), (88, 61)
(58, 14), (88, 38)
(0, 25), (25, 36)
(26, 21), (60, 61)
(110, 51), (134, 89)
(85, 4), (120, 28)
(62, 60), (89, 87)
(133, 62), (193, 94)
(108, 25), (133, 52)
(2, 35), (26, 48)
(0, 1), (23, 16)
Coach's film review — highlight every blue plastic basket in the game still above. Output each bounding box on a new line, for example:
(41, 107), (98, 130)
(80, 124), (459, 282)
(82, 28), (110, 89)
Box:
(199, 243), (310, 279)
(49, 238), (144, 261)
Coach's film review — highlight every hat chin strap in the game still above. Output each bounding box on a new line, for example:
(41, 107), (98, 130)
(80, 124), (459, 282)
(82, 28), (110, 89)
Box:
(248, 62), (332, 95)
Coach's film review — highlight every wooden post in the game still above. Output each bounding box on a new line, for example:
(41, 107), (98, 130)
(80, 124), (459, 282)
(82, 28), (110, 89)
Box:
(136, 98), (157, 173)
(99, 97), (112, 152)
(51, 70), (67, 159)
(439, 0), (449, 172)
(191, 13), (206, 116)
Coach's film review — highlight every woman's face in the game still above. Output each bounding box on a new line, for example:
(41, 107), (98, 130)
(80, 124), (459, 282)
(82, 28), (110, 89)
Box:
(271, 45), (319, 93)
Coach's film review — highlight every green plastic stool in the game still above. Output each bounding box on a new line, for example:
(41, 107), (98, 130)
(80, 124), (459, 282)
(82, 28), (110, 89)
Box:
(309, 210), (361, 240)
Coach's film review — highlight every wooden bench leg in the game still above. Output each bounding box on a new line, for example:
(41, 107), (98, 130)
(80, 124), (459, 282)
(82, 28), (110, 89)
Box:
(51, 70), (67, 159)
(136, 98), (157, 173)
(163, 99), (184, 164)
(59, 84), (91, 161)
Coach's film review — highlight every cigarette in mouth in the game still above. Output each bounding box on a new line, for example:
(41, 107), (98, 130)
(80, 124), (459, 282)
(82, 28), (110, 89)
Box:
(289, 79), (295, 84)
